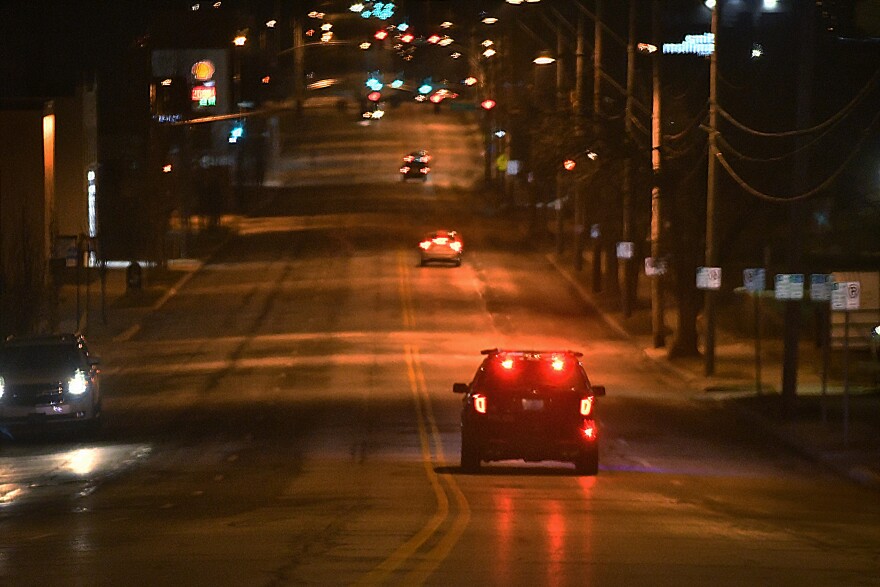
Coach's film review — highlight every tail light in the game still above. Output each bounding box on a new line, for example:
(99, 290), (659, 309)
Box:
(433, 237), (449, 245)
(403, 155), (415, 162)
(580, 397), (593, 416)
(582, 420), (597, 440)
(419, 240), (431, 250)
(400, 166), (410, 173)
(473, 393), (487, 414)
(551, 357), (565, 371)
(450, 241), (462, 252)
(500, 358), (514, 370)
(420, 166), (430, 174)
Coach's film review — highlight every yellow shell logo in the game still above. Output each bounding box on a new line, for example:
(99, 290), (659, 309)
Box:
(191, 60), (215, 82)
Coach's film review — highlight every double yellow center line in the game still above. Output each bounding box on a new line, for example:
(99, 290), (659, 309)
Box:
(355, 253), (470, 585)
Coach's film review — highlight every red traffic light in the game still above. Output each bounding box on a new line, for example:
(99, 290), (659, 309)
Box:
(480, 99), (496, 110)
(367, 91), (382, 102)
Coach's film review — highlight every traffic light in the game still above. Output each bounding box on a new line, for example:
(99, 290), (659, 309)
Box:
(367, 91), (382, 102)
(480, 99), (496, 110)
(228, 122), (244, 143)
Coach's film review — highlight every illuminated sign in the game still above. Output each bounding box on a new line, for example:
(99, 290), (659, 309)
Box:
(663, 33), (714, 56)
(191, 60), (215, 81)
(192, 85), (217, 106)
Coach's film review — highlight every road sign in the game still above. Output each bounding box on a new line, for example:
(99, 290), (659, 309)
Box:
(831, 281), (861, 311)
(810, 274), (833, 301)
(616, 242), (634, 259)
(645, 257), (667, 276)
(696, 267), (721, 290)
(743, 268), (766, 292)
(774, 273), (804, 300)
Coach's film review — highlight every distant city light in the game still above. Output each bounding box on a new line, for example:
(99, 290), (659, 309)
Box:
(360, 42), (371, 49)
(450, 52), (462, 59)
(482, 17), (498, 24)
(266, 19), (276, 28)
(391, 79), (404, 88)
(482, 48), (496, 58)
(438, 36), (454, 46)
(161, 78), (172, 86)
(440, 21), (453, 29)
(350, 3), (365, 12)
(463, 77), (477, 86)
(751, 43), (764, 59)
(233, 34), (247, 46)
(482, 39), (494, 47)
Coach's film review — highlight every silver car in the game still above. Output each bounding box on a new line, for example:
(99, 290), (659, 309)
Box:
(0, 333), (103, 436)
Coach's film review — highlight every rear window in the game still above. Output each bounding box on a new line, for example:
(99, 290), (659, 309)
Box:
(475, 357), (588, 392)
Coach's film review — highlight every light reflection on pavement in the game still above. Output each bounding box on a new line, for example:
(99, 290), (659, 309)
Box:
(0, 444), (152, 507)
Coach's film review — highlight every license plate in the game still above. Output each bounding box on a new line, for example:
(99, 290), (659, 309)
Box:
(522, 399), (544, 411)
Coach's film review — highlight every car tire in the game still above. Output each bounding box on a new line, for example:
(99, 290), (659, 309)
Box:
(574, 448), (599, 476)
(460, 433), (481, 473)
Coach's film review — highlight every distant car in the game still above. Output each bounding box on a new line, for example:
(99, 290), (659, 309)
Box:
(453, 349), (606, 475)
(419, 230), (462, 266)
(0, 333), (103, 436)
(400, 150), (431, 181)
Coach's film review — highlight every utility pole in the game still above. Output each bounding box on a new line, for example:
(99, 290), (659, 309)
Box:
(574, 15), (588, 271)
(621, 0), (636, 318)
(704, 2), (720, 376)
(782, 2), (816, 414)
(650, 0), (665, 348)
(293, 16), (304, 116)
(586, 3), (601, 285)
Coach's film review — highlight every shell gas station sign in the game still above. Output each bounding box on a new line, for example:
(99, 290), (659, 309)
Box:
(191, 60), (216, 107)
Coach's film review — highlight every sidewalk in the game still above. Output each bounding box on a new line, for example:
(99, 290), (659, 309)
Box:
(546, 246), (880, 491)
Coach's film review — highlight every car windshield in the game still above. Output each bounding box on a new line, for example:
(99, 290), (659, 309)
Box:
(477, 358), (587, 391)
(0, 345), (83, 373)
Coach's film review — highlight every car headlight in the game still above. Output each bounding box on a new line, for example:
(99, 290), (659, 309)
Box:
(67, 370), (89, 396)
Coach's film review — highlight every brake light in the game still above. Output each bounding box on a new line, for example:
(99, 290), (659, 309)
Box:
(500, 358), (514, 370)
(419, 240), (431, 250)
(403, 155), (415, 162)
(473, 394), (487, 414)
(420, 166), (430, 174)
(580, 397), (593, 416)
(582, 421), (596, 439)
(450, 241), (462, 252)
(400, 166), (411, 173)
(433, 237), (448, 245)
(551, 357), (565, 371)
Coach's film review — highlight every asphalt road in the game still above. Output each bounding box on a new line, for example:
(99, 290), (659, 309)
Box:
(1, 102), (879, 586)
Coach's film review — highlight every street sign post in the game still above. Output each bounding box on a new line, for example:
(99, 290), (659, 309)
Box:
(831, 280), (861, 445)
(774, 273), (804, 300)
(696, 267), (721, 290)
(616, 241), (634, 259)
(742, 268), (766, 394)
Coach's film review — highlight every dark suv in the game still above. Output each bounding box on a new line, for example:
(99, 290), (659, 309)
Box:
(0, 333), (102, 436)
(453, 349), (605, 475)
